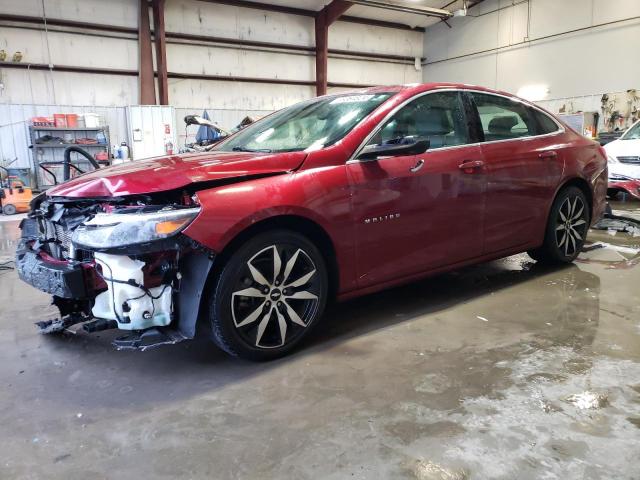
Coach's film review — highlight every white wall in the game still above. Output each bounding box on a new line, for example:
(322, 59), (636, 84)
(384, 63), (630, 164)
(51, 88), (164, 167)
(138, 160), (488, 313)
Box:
(423, 0), (640, 100)
(0, 0), (424, 111)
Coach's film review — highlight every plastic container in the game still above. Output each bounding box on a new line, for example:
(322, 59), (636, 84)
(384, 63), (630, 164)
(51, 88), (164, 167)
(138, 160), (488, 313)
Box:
(65, 114), (79, 128)
(31, 116), (54, 127)
(53, 114), (67, 128)
(83, 113), (100, 128)
(118, 142), (129, 160)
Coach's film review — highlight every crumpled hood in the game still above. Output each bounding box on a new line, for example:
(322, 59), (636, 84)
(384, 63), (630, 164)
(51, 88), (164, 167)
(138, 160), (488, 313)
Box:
(46, 150), (307, 198)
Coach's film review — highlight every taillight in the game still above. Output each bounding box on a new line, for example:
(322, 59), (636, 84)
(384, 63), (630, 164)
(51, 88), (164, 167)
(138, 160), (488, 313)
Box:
(597, 145), (608, 160)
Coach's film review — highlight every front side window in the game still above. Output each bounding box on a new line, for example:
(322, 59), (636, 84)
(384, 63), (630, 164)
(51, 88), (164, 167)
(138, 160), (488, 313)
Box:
(214, 93), (394, 153)
(471, 93), (538, 141)
(622, 121), (640, 140)
(365, 91), (470, 150)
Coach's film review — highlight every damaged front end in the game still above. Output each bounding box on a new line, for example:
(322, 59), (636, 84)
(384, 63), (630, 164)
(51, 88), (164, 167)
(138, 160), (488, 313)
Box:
(16, 192), (214, 350)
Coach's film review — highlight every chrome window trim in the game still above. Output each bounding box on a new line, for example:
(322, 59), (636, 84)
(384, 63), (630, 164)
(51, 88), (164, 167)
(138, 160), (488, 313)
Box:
(346, 88), (565, 164)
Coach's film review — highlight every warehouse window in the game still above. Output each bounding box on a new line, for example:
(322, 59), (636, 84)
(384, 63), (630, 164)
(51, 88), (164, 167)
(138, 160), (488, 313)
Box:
(471, 93), (538, 141)
(367, 91), (470, 150)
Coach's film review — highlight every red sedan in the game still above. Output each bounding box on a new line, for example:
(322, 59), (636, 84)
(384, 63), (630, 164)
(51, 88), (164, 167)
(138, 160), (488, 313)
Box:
(17, 83), (607, 360)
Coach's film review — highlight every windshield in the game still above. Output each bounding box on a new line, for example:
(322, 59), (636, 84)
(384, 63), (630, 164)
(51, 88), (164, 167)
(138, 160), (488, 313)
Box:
(622, 121), (640, 140)
(215, 93), (394, 153)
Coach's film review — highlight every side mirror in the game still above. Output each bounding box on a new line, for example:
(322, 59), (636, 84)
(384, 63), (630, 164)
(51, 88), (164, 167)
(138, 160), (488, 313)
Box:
(357, 138), (430, 161)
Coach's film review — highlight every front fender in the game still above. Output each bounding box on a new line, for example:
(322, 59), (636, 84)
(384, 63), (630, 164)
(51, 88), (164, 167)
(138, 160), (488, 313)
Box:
(181, 166), (357, 293)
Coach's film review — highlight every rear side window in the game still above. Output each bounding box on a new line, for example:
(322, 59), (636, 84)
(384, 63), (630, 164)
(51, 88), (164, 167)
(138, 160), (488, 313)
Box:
(367, 91), (470, 150)
(532, 109), (560, 134)
(471, 93), (537, 141)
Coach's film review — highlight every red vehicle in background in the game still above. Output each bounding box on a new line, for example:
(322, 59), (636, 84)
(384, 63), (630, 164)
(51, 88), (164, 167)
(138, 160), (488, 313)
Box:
(17, 83), (607, 360)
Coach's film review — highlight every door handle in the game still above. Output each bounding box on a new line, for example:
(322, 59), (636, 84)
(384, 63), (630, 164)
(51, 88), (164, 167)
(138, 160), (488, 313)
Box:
(410, 159), (424, 173)
(539, 151), (558, 159)
(458, 160), (484, 173)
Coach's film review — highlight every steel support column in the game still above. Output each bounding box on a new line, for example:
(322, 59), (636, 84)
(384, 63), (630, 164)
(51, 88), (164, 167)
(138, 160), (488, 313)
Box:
(138, 0), (156, 104)
(315, 1), (352, 96)
(152, 0), (169, 105)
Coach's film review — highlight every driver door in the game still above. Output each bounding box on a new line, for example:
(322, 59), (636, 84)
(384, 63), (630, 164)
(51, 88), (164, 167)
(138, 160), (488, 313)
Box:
(347, 91), (486, 288)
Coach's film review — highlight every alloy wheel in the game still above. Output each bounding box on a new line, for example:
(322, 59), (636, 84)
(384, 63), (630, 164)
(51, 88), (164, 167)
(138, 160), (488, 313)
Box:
(231, 244), (321, 349)
(555, 196), (587, 257)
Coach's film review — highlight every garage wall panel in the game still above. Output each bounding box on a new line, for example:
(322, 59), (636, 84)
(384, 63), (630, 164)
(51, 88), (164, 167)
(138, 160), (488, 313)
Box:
(329, 57), (421, 86)
(1, 69), (138, 106)
(1, 27), (137, 71)
(165, 0), (314, 47)
(329, 22), (423, 58)
(423, 0), (640, 99)
(166, 43), (314, 81)
(0, 0), (138, 29)
(168, 78), (313, 112)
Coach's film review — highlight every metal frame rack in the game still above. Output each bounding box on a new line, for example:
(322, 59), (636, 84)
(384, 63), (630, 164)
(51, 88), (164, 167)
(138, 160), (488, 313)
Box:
(29, 126), (111, 190)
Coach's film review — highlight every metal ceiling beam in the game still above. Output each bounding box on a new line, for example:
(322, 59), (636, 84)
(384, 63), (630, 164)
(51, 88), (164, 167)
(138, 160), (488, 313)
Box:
(315, 1), (353, 97)
(196, 0), (425, 31)
(152, 0), (169, 105)
(348, 1), (451, 18)
(138, 0), (156, 104)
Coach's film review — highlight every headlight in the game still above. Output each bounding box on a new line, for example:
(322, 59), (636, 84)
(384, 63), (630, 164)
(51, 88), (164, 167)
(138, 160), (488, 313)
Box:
(607, 154), (619, 164)
(71, 207), (201, 249)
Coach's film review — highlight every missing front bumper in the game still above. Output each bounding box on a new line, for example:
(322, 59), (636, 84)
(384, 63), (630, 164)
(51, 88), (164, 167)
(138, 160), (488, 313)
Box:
(16, 243), (87, 298)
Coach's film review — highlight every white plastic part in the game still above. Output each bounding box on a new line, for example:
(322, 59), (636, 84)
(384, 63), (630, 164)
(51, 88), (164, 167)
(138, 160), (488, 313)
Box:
(92, 253), (172, 330)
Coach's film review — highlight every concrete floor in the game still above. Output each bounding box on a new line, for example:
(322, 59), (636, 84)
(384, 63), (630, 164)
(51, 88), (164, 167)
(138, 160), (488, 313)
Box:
(1, 202), (639, 480)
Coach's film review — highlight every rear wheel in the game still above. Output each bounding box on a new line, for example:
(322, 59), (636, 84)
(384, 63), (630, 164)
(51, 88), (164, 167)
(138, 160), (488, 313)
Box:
(528, 186), (590, 264)
(209, 230), (328, 361)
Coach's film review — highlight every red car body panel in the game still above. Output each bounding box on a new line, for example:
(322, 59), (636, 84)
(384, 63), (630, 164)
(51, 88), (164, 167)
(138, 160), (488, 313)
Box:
(46, 151), (308, 197)
(609, 178), (640, 200)
(45, 83), (608, 301)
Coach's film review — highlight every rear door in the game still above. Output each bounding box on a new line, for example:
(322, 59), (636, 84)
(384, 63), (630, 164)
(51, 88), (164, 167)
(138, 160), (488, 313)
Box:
(467, 92), (564, 254)
(348, 91), (485, 288)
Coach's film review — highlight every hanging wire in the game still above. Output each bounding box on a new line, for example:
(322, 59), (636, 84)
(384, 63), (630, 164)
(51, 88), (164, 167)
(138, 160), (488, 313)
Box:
(41, 0), (57, 104)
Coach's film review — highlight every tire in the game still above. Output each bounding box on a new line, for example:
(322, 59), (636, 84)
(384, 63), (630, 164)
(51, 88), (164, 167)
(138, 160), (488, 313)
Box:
(528, 186), (590, 264)
(2, 204), (17, 215)
(209, 229), (328, 361)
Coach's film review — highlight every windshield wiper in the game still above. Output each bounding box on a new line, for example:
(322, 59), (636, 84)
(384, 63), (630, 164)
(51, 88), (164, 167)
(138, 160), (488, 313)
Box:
(232, 146), (273, 153)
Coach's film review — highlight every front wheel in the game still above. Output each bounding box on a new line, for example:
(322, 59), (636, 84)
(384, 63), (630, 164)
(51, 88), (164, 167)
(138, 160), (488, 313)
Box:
(209, 230), (328, 361)
(528, 186), (590, 264)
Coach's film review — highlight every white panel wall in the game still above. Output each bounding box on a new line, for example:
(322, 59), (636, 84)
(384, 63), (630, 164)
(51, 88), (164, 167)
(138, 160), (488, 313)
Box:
(0, 0), (138, 28)
(0, 0), (424, 110)
(423, 0), (640, 99)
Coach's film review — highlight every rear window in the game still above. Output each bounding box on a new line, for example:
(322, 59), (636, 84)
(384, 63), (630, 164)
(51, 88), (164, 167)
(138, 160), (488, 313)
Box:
(471, 93), (537, 141)
(532, 109), (560, 134)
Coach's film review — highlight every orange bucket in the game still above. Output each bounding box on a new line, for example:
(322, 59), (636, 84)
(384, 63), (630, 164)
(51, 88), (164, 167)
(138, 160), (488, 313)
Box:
(53, 114), (67, 128)
(66, 114), (79, 128)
